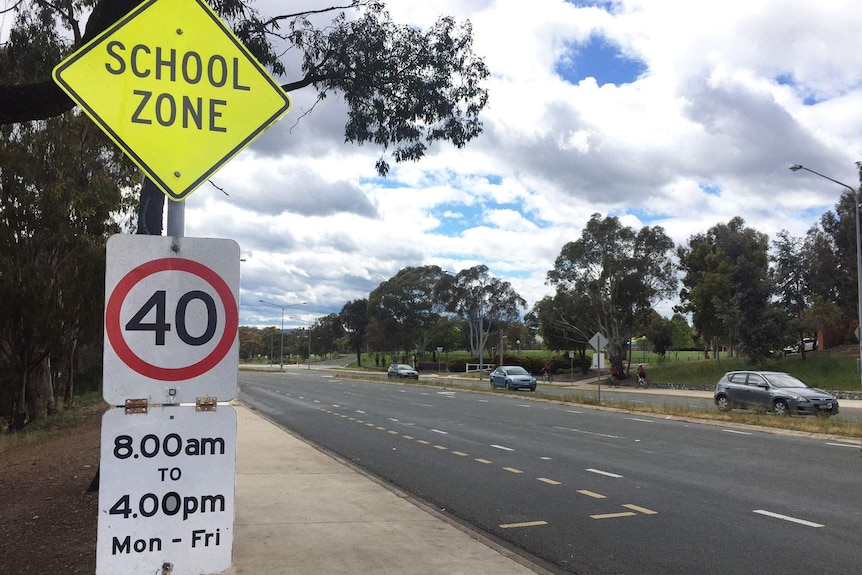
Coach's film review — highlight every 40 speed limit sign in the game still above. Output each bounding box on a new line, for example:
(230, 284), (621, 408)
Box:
(103, 235), (240, 405)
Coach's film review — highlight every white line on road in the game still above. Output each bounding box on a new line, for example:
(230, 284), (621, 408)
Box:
(626, 417), (653, 423)
(491, 444), (514, 452)
(388, 418), (400, 422)
(553, 426), (621, 439)
(722, 429), (753, 435)
(826, 442), (858, 448)
(517, 404), (531, 408)
(431, 429), (448, 435)
(565, 410), (583, 414)
(753, 510), (824, 528)
(356, 410), (366, 414)
(478, 399), (489, 403)
(587, 468), (623, 478)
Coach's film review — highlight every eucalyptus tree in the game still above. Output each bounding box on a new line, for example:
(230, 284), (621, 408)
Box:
(546, 214), (677, 375)
(0, 112), (137, 428)
(678, 217), (776, 364)
(368, 266), (446, 360)
(436, 265), (526, 375)
(340, 298), (369, 366)
(771, 230), (814, 355)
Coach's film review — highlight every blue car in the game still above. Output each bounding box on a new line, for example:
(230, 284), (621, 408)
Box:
(490, 365), (537, 391)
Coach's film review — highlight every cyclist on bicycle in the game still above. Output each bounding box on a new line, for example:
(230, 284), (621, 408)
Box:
(636, 364), (648, 388)
(609, 364), (621, 387)
(542, 362), (552, 383)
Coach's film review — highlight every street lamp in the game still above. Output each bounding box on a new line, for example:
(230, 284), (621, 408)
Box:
(790, 163), (862, 390)
(258, 300), (307, 371)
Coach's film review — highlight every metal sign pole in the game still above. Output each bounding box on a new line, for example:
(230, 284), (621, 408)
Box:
(167, 201), (185, 238)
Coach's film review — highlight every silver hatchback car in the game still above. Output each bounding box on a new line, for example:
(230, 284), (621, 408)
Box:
(714, 371), (838, 417)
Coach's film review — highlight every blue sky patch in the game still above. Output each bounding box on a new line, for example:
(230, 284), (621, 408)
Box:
(556, 34), (647, 86)
(700, 184), (721, 197)
(775, 73), (823, 106)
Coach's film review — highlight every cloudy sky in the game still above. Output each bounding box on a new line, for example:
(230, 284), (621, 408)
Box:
(179, 0), (862, 329)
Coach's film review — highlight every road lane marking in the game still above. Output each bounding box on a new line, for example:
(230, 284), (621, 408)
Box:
(537, 478), (561, 485)
(723, 429), (753, 435)
(388, 430), (399, 435)
(517, 404), (531, 408)
(499, 521), (548, 529)
(365, 423), (375, 427)
(356, 410), (366, 414)
(434, 445), (448, 450)
(503, 467), (523, 474)
(578, 490), (606, 499)
(478, 399), (489, 403)
(475, 458), (493, 464)
(623, 504), (657, 515)
(402, 435), (414, 440)
(591, 512), (637, 520)
(565, 410), (583, 414)
(587, 468), (623, 478)
(417, 440), (431, 445)
(388, 418), (399, 422)
(554, 426), (621, 439)
(626, 417), (653, 423)
(375, 426), (386, 430)
(753, 510), (824, 528)
(826, 442), (858, 448)
(431, 429), (448, 435)
(452, 451), (469, 457)
(491, 444), (514, 451)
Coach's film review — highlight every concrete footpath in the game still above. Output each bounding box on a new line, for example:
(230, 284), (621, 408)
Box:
(224, 402), (544, 575)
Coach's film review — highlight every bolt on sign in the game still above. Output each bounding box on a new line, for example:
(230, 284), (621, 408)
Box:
(52, 0), (291, 201)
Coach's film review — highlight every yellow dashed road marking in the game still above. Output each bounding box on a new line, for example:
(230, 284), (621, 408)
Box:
(537, 478), (561, 485)
(499, 521), (548, 529)
(591, 512), (637, 520)
(578, 490), (606, 499)
(623, 504), (657, 515)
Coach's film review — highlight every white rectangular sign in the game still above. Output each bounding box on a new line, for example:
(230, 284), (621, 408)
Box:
(103, 234), (240, 405)
(96, 406), (237, 575)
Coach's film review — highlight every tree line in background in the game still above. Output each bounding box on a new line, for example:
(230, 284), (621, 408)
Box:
(245, 179), (862, 380)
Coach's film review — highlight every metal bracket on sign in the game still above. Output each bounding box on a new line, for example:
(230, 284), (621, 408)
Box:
(196, 396), (217, 412)
(124, 398), (148, 414)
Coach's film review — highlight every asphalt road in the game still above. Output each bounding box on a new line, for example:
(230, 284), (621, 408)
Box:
(240, 369), (862, 575)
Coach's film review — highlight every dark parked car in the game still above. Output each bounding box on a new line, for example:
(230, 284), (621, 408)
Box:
(714, 371), (838, 416)
(387, 363), (418, 379)
(489, 365), (537, 391)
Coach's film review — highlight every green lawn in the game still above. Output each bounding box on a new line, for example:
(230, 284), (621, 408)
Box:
(647, 351), (861, 392)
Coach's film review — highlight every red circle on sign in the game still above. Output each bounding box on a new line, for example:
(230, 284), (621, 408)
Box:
(105, 258), (238, 381)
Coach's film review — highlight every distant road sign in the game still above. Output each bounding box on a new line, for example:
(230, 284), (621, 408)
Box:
(96, 406), (236, 575)
(52, 0), (291, 201)
(589, 332), (608, 351)
(103, 235), (239, 405)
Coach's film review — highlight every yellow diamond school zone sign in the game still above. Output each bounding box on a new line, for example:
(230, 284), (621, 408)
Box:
(53, 0), (291, 201)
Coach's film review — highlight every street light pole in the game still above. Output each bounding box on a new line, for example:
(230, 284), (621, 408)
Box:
(790, 164), (862, 390)
(259, 300), (307, 372)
